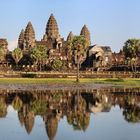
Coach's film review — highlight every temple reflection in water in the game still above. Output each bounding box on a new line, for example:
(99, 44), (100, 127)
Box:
(0, 88), (140, 140)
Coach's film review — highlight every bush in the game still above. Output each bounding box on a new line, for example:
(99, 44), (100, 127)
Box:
(21, 73), (36, 78)
(52, 59), (63, 71)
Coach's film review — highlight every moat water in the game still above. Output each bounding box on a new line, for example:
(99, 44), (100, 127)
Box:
(0, 87), (140, 140)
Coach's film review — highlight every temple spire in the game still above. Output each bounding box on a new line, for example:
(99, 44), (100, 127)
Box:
(80, 25), (91, 46)
(24, 21), (36, 49)
(45, 14), (60, 40)
(67, 31), (74, 42)
(18, 29), (24, 50)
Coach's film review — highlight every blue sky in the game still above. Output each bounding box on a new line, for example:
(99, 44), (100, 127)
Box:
(0, 0), (140, 52)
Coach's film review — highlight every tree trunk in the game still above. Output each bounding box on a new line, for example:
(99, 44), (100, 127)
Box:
(131, 64), (134, 72)
(16, 63), (18, 70)
(76, 57), (80, 82)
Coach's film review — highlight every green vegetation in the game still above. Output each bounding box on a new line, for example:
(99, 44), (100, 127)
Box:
(12, 48), (23, 65)
(123, 39), (140, 59)
(31, 100), (48, 115)
(0, 77), (139, 86)
(94, 78), (140, 86)
(123, 39), (140, 71)
(69, 35), (88, 82)
(30, 45), (48, 71)
(52, 59), (63, 71)
(22, 73), (36, 78)
(12, 96), (23, 111)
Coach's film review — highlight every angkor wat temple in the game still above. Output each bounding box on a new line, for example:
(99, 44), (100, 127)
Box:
(0, 14), (140, 71)
(17, 14), (93, 70)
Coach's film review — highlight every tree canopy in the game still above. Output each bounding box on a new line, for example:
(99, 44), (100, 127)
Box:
(12, 48), (23, 65)
(30, 45), (47, 71)
(123, 39), (140, 58)
(52, 59), (63, 71)
(123, 39), (140, 71)
(69, 35), (88, 82)
(69, 35), (88, 63)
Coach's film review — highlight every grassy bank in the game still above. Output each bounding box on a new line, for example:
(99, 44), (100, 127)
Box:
(0, 78), (139, 86)
(94, 78), (140, 87)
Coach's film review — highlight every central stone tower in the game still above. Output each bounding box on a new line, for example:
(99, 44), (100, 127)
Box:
(43, 14), (60, 41)
(42, 14), (62, 50)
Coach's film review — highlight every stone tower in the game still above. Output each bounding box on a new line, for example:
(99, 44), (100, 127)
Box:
(80, 25), (91, 46)
(45, 14), (60, 40)
(18, 29), (24, 50)
(24, 112), (35, 134)
(0, 39), (8, 52)
(45, 115), (58, 140)
(24, 22), (35, 50)
(42, 14), (62, 50)
(67, 31), (74, 42)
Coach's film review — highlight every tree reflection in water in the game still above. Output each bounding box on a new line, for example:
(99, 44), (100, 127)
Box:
(0, 88), (139, 139)
(123, 95), (140, 123)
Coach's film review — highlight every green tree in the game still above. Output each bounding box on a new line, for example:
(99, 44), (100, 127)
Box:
(0, 46), (7, 64)
(69, 36), (88, 82)
(123, 106), (140, 123)
(12, 48), (23, 67)
(12, 96), (23, 111)
(31, 99), (48, 115)
(30, 45), (47, 71)
(52, 59), (63, 71)
(123, 39), (140, 71)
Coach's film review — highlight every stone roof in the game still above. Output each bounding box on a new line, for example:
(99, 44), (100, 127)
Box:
(24, 22), (36, 49)
(24, 22), (35, 40)
(101, 46), (112, 53)
(67, 31), (74, 42)
(24, 112), (35, 134)
(112, 52), (125, 63)
(18, 29), (24, 49)
(80, 25), (91, 45)
(46, 116), (58, 140)
(89, 45), (104, 57)
(46, 14), (60, 39)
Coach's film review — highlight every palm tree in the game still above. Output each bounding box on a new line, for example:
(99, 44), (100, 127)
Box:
(30, 45), (47, 71)
(12, 48), (23, 68)
(123, 39), (140, 72)
(69, 36), (88, 82)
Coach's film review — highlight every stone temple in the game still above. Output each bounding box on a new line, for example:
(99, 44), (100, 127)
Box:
(16, 13), (114, 70)
(18, 13), (92, 51)
(1, 13), (140, 71)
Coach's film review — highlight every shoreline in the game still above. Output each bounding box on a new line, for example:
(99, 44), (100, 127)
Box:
(0, 78), (139, 91)
(0, 83), (114, 91)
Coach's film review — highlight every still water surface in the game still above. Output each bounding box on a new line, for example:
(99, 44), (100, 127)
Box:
(0, 88), (140, 140)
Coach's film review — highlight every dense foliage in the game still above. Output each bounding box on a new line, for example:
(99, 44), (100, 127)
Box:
(52, 59), (63, 71)
(12, 48), (23, 65)
(69, 36), (88, 82)
(123, 39), (140, 58)
(123, 39), (140, 71)
(30, 45), (47, 71)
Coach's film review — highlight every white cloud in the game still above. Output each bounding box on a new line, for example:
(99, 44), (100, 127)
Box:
(7, 39), (18, 51)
